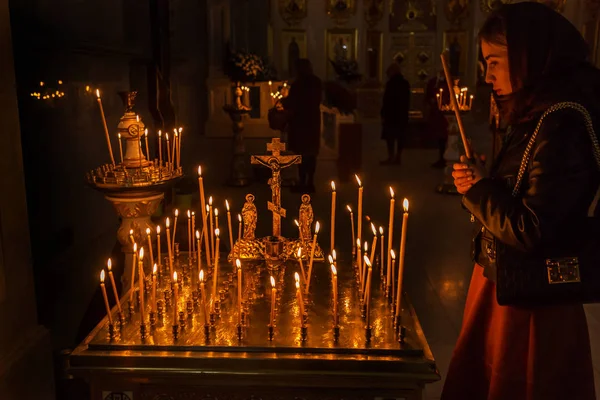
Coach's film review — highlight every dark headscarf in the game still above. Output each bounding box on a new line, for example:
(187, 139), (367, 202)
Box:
(479, 2), (600, 124)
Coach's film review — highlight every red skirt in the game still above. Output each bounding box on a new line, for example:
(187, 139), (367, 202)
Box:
(441, 264), (596, 400)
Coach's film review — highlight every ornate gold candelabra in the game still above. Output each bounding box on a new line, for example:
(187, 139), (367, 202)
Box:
(87, 91), (183, 288)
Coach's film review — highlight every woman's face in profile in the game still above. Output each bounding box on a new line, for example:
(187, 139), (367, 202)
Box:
(481, 39), (512, 96)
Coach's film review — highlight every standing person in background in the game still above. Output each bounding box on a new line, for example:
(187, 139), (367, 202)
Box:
(380, 62), (410, 165)
(425, 70), (450, 168)
(281, 58), (322, 193)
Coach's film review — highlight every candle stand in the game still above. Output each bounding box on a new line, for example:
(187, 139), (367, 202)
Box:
(224, 84), (252, 187)
(86, 91), (182, 287)
(69, 249), (439, 400)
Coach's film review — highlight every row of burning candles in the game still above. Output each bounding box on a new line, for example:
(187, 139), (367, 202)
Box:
(95, 89), (184, 172)
(436, 87), (474, 110)
(97, 170), (410, 342)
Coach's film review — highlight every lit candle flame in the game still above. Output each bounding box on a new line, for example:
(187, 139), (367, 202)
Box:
(96, 89), (100, 99)
(159, 130), (162, 137)
(139, 247), (144, 259)
(146, 227), (151, 235)
(209, 196), (213, 205)
(173, 271), (178, 282)
(166, 218), (170, 228)
(356, 238), (361, 247)
(100, 269), (105, 282)
(236, 259), (241, 269)
(363, 255), (372, 268)
(294, 272), (300, 282)
(157, 225), (161, 234)
(331, 264), (337, 275)
(332, 249), (337, 260)
(379, 226), (384, 235)
(199, 270), (204, 282)
(206, 204), (209, 212)
(214, 208), (219, 217)
(215, 228), (220, 237)
(153, 264), (157, 274)
(294, 219), (299, 227)
(133, 243), (137, 252)
(196, 230), (200, 239)
(355, 174), (362, 187)
(403, 198), (409, 212)
(295, 280), (300, 289)
(145, 129), (148, 137)
(238, 214), (242, 222)
(175, 209), (179, 217)
(331, 181), (336, 191)
(178, 127), (183, 133)
(328, 255), (333, 264)
(315, 221), (320, 234)
(187, 210), (191, 218)
(118, 133), (121, 139)
(166, 133), (169, 141)
(371, 223), (376, 235)
(130, 229), (134, 236)
(297, 247), (302, 257)
(226, 200), (230, 211)
(390, 187), (395, 198)
(270, 276), (275, 287)
(364, 241), (368, 252)
(198, 165), (202, 176)
(346, 205), (352, 213)
(391, 249), (396, 259)
(107, 258), (112, 271)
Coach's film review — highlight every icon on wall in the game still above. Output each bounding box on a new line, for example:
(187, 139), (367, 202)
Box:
(326, 0), (357, 26)
(278, 0), (307, 26)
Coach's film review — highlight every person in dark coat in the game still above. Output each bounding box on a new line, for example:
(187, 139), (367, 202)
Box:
(380, 63), (410, 165)
(446, 3), (599, 399)
(424, 70), (450, 168)
(281, 58), (322, 193)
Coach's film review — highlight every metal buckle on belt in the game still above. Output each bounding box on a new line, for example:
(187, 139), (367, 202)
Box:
(546, 257), (581, 284)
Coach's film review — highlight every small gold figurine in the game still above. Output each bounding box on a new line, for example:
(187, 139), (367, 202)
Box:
(241, 194), (257, 240)
(299, 194), (314, 242)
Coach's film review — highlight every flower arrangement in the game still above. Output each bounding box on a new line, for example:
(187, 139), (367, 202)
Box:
(225, 50), (278, 82)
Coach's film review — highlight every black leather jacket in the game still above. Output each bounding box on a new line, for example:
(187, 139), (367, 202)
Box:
(464, 107), (600, 281)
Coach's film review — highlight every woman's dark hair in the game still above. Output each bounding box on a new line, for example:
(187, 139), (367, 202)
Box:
(478, 2), (599, 122)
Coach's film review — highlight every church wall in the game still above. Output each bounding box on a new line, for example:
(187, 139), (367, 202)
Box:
(0, 0), (54, 397)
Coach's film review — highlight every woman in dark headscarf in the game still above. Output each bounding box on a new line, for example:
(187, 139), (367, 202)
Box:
(281, 58), (322, 193)
(446, 3), (600, 399)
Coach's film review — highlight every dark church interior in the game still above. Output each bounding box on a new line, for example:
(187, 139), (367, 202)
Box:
(2, 0), (600, 399)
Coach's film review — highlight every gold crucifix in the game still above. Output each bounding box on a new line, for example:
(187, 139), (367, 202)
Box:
(251, 138), (302, 238)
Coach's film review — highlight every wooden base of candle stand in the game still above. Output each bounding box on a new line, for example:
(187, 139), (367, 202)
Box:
(333, 326), (340, 342)
(365, 326), (372, 344)
(268, 325), (274, 341)
(301, 326), (307, 342)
